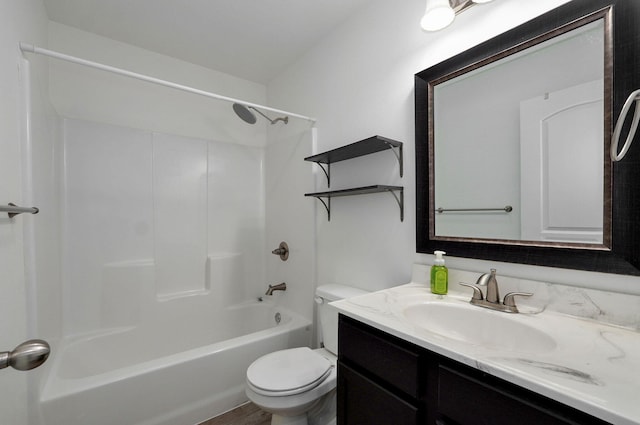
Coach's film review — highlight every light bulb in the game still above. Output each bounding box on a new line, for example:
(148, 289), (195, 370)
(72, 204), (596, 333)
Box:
(421, 0), (455, 32)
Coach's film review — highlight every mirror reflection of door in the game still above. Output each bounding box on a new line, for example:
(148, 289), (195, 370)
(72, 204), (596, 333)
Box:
(520, 80), (604, 244)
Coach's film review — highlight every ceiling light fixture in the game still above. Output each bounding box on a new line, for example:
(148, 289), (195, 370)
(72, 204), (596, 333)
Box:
(421, 0), (495, 32)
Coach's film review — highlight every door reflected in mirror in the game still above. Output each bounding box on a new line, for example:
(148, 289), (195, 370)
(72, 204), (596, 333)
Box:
(429, 16), (610, 248)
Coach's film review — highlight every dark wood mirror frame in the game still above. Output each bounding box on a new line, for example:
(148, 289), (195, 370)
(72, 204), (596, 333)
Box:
(415, 0), (640, 275)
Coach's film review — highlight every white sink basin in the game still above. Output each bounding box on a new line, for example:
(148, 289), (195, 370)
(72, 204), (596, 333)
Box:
(403, 301), (557, 353)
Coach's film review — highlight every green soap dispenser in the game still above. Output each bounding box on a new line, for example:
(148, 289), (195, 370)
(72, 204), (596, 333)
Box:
(430, 250), (448, 295)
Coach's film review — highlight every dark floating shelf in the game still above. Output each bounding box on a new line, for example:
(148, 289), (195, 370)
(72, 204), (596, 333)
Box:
(304, 135), (403, 187)
(305, 185), (404, 222)
(304, 135), (402, 164)
(305, 185), (402, 197)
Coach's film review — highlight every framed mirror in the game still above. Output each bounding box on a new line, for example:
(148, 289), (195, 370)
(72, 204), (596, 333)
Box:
(415, 0), (640, 275)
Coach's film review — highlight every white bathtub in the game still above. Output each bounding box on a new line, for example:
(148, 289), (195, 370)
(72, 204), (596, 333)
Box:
(39, 299), (312, 425)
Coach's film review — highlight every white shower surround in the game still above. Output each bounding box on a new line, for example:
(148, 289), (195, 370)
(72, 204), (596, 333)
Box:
(60, 118), (267, 334)
(30, 117), (314, 424)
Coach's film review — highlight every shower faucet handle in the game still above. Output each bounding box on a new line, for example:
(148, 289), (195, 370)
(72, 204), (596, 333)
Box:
(271, 241), (289, 261)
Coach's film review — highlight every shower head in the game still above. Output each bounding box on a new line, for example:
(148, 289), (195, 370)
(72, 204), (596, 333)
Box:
(232, 103), (288, 125)
(233, 103), (257, 124)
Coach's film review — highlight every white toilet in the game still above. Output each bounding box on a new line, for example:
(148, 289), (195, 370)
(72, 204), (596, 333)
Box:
(245, 284), (367, 425)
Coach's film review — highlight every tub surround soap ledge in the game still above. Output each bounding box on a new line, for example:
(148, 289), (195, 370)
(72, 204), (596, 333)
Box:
(331, 265), (640, 425)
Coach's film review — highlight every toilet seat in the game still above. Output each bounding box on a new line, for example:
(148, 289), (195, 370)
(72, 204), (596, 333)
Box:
(247, 347), (333, 397)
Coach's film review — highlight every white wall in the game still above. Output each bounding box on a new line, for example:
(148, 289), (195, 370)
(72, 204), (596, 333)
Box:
(0, 0), (54, 424)
(268, 0), (640, 295)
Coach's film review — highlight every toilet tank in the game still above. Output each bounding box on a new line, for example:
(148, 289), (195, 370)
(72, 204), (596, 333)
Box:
(315, 284), (368, 355)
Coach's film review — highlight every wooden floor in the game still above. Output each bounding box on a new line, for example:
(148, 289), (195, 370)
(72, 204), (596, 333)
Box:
(198, 402), (271, 425)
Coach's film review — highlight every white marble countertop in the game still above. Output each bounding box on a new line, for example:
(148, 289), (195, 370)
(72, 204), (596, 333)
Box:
(331, 281), (640, 425)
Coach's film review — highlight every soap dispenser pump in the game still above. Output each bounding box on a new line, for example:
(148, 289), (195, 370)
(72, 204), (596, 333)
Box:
(430, 250), (448, 295)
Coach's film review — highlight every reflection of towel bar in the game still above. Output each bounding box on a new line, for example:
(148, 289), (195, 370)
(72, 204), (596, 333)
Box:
(436, 206), (513, 213)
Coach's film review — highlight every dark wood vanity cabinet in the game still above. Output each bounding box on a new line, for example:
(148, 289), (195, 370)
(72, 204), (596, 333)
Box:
(337, 315), (610, 425)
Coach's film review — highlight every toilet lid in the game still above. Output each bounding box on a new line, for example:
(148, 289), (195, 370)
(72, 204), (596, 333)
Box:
(247, 347), (332, 396)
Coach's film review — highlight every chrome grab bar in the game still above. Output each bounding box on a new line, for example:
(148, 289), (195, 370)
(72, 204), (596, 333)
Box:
(0, 339), (50, 371)
(0, 203), (39, 218)
(435, 205), (512, 213)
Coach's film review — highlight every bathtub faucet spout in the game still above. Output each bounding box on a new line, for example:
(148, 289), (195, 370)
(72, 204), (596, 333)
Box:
(265, 282), (287, 296)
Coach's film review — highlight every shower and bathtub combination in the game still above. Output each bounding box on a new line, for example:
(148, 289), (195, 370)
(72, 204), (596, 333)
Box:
(20, 43), (317, 425)
(41, 291), (311, 425)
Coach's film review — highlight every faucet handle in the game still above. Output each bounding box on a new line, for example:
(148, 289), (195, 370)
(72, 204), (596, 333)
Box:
(459, 282), (483, 301)
(502, 292), (533, 312)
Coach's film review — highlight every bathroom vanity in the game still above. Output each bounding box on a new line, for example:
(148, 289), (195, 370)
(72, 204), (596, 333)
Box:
(337, 315), (606, 425)
(332, 266), (640, 425)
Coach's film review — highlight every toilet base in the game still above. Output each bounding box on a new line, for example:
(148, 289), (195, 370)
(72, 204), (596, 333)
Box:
(262, 388), (336, 425)
(307, 389), (336, 425)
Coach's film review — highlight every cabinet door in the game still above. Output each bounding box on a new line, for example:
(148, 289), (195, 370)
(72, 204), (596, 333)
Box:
(337, 362), (421, 425)
(437, 365), (609, 425)
(339, 314), (423, 398)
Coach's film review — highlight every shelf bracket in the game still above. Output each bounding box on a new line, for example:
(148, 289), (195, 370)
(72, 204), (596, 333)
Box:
(315, 196), (331, 221)
(384, 142), (404, 178)
(314, 163), (331, 187)
(387, 188), (404, 222)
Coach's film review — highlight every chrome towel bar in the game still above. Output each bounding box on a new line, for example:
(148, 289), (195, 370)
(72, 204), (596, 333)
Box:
(0, 203), (39, 218)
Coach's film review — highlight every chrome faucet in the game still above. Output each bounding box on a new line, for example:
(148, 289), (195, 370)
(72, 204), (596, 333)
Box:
(460, 269), (532, 313)
(265, 282), (287, 296)
(478, 268), (500, 303)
